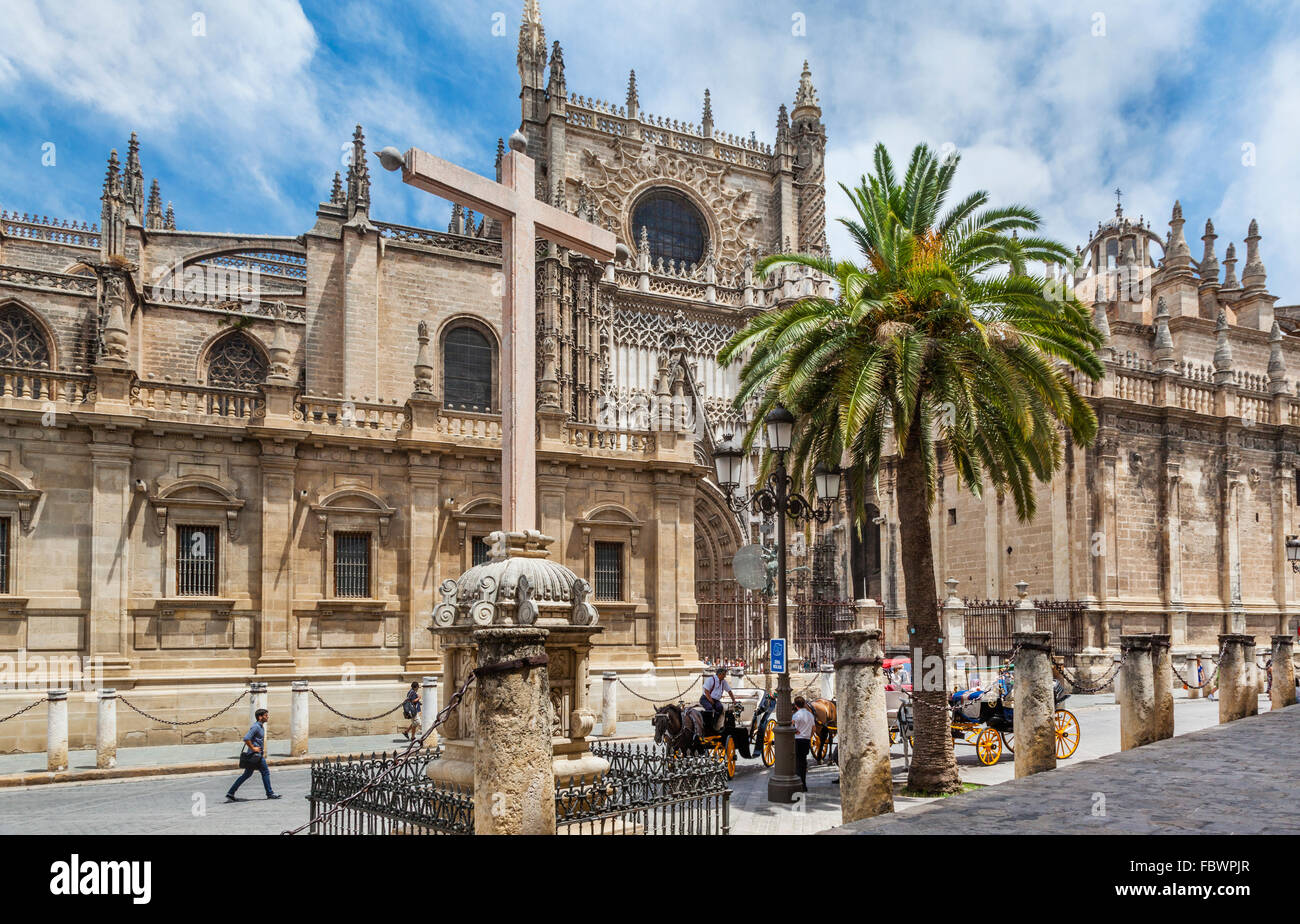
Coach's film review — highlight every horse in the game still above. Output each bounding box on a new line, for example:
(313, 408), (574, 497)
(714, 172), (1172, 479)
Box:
(807, 698), (837, 761)
(652, 703), (705, 755)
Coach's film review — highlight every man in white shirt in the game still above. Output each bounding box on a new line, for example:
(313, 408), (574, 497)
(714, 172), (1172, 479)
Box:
(792, 696), (815, 791)
(700, 667), (737, 730)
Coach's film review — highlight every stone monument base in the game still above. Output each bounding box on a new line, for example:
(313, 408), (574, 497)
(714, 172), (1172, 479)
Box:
(427, 737), (609, 788)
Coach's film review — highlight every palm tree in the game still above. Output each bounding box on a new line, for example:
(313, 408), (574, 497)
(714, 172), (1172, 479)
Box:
(719, 143), (1103, 793)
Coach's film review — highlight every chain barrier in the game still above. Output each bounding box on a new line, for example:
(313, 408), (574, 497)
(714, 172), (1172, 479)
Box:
(0, 698), (44, 725)
(615, 673), (702, 705)
(117, 691), (248, 726)
(1051, 647), (1125, 694)
(308, 690), (406, 723)
(1171, 642), (1227, 690)
(282, 667), (478, 835)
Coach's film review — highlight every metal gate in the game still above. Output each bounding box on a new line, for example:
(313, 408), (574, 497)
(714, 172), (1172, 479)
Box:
(695, 580), (766, 669)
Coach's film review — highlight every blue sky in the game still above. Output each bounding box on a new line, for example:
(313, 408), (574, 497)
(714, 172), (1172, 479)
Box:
(2, 0), (1297, 301)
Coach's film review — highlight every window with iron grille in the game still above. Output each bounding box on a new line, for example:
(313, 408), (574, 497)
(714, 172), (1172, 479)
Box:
(443, 327), (493, 411)
(594, 541), (623, 601)
(334, 532), (371, 598)
(0, 518), (9, 594)
(177, 525), (218, 596)
(471, 536), (491, 566)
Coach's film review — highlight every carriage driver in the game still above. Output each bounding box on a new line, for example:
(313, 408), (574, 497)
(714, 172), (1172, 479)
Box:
(700, 667), (738, 729)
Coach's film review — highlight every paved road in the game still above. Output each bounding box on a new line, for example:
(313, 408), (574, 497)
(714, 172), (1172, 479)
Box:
(831, 702), (1300, 835)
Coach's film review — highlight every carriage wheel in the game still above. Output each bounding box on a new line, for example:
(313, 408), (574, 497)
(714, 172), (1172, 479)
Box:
(1054, 708), (1080, 759)
(1000, 729), (1014, 755)
(761, 719), (776, 767)
(976, 728), (1002, 766)
(889, 727), (898, 745)
(724, 736), (737, 779)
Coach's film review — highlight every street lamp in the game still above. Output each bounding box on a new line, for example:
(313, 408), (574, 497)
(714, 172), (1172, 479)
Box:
(713, 406), (841, 804)
(1287, 535), (1300, 573)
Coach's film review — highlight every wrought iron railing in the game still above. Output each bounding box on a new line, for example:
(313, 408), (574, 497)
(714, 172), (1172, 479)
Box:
(306, 746), (473, 835)
(695, 580), (767, 668)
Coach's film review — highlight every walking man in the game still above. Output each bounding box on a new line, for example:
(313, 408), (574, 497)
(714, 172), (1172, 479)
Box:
(226, 708), (280, 801)
(401, 681), (421, 741)
(792, 696), (815, 792)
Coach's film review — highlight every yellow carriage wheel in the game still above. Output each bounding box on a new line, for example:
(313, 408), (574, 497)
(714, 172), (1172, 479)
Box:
(724, 736), (736, 779)
(889, 727), (898, 745)
(1000, 730), (1014, 754)
(975, 727), (1002, 765)
(1054, 708), (1080, 759)
(761, 719), (776, 767)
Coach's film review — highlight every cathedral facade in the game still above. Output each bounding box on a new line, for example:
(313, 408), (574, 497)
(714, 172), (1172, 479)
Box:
(0, 0), (828, 745)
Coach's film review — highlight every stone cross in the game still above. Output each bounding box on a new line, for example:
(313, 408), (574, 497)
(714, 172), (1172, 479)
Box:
(383, 133), (617, 533)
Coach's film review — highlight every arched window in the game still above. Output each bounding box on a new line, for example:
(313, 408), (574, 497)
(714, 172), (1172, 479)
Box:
(0, 305), (51, 369)
(631, 189), (708, 267)
(206, 333), (267, 388)
(443, 326), (493, 411)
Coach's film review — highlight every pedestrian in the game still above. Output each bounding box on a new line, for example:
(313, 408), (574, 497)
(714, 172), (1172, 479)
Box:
(699, 666), (736, 731)
(792, 695), (815, 792)
(226, 708), (279, 801)
(402, 681), (421, 741)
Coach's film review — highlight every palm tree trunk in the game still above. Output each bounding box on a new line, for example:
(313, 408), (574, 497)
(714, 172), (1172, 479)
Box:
(897, 414), (962, 794)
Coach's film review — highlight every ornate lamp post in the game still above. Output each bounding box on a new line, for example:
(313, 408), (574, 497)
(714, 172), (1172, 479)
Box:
(713, 405), (840, 803)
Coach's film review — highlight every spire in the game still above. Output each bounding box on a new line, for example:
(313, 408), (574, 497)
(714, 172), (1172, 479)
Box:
(1269, 320), (1287, 393)
(164, 202), (176, 230)
(517, 0), (546, 88)
(547, 40), (565, 96)
(776, 103), (790, 140)
(449, 203), (464, 235)
(345, 124), (370, 218)
(1153, 297), (1174, 370)
(1222, 242), (1239, 290)
(330, 171), (343, 204)
(793, 60), (820, 113)
(1164, 200), (1192, 271)
(701, 89), (714, 138)
(637, 224), (651, 272)
(1199, 218), (1219, 286)
(413, 320), (434, 395)
(1241, 218), (1266, 290)
(626, 70), (639, 119)
(102, 149), (122, 198)
(125, 132), (144, 217)
(146, 178), (164, 229)
(1213, 310), (1233, 382)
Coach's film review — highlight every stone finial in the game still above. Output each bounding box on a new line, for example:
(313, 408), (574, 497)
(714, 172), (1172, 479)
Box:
(102, 281), (130, 363)
(145, 178), (163, 229)
(637, 224), (650, 270)
(776, 103), (789, 137)
(330, 171), (343, 204)
(1016, 580), (1029, 600)
(345, 124), (370, 216)
(1221, 242), (1239, 290)
(1093, 299), (1113, 359)
(1164, 200), (1192, 270)
(164, 202), (176, 230)
(507, 129), (527, 153)
(626, 69), (639, 118)
(793, 60), (820, 112)
(494, 137), (505, 178)
(1241, 218), (1266, 290)
(547, 40), (565, 95)
(413, 319), (434, 394)
(102, 149), (121, 197)
(701, 89), (713, 137)
(945, 577), (959, 602)
(1153, 297), (1174, 370)
(449, 202), (464, 235)
(517, 0), (546, 78)
(1214, 310), (1233, 382)
(268, 303), (292, 381)
(1199, 218), (1219, 285)
(1268, 320), (1287, 393)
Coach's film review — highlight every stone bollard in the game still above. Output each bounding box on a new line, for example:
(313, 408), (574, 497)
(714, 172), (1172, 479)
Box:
(1012, 631), (1055, 777)
(290, 681), (309, 757)
(1271, 636), (1297, 710)
(472, 627), (555, 835)
(600, 672), (618, 737)
(819, 666), (835, 701)
(1118, 635), (1157, 750)
(421, 676), (439, 745)
(1217, 634), (1258, 723)
(1185, 653), (1203, 699)
(833, 628), (893, 823)
(96, 688), (117, 769)
(47, 689), (69, 772)
(1151, 634), (1174, 741)
(248, 681), (268, 728)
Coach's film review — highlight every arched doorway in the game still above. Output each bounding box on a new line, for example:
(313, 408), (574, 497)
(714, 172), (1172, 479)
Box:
(694, 481), (764, 667)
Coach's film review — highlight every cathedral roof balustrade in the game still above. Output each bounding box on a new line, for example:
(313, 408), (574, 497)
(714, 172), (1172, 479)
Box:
(0, 265), (98, 297)
(130, 376), (263, 424)
(375, 220), (503, 259)
(0, 365), (94, 408)
(295, 394), (408, 435)
(0, 211), (100, 250)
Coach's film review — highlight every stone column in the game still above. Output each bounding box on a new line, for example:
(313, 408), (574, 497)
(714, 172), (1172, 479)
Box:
(256, 449), (297, 671)
(1218, 633), (1258, 723)
(941, 579), (970, 692)
(1118, 634), (1156, 750)
(600, 672), (618, 736)
(47, 689), (69, 772)
(1012, 631), (1055, 778)
(421, 676), (440, 745)
(472, 627), (555, 835)
(88, 435), (134, 677)
(249, 681), (268, 728)
(1271, 636), (1296, 709)
(96, 688), (117, 769)
(833, 629), (893, 823)
(290, 681), (309, 757)
(1151, 634), (1174, 741)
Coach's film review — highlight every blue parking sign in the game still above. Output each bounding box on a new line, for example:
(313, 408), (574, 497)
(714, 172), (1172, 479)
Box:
(770, 638), (786, 674)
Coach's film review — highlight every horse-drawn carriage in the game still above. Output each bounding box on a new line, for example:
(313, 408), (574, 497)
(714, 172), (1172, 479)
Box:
(652, 692), (778, 779)
(948, 671), (1081, 766)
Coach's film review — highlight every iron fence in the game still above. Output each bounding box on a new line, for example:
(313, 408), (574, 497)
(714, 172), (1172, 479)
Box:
(305, 740), (729, 835)
(959, 599), (1084, 658)
(792, 598), (855, 669)
(1034, 600), (1084, 655)
(695, 580), (767, 669)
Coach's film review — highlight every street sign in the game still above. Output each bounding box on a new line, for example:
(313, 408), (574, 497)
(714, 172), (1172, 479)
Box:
(770, 637), (787, 674)
(733, 544), (767, 591)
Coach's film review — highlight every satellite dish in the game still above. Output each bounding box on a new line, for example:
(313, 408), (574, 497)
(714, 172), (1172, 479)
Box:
(733, 543), (767, 591)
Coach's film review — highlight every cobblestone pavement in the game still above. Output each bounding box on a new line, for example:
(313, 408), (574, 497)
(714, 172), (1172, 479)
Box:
(830, 702), (1300, 835)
